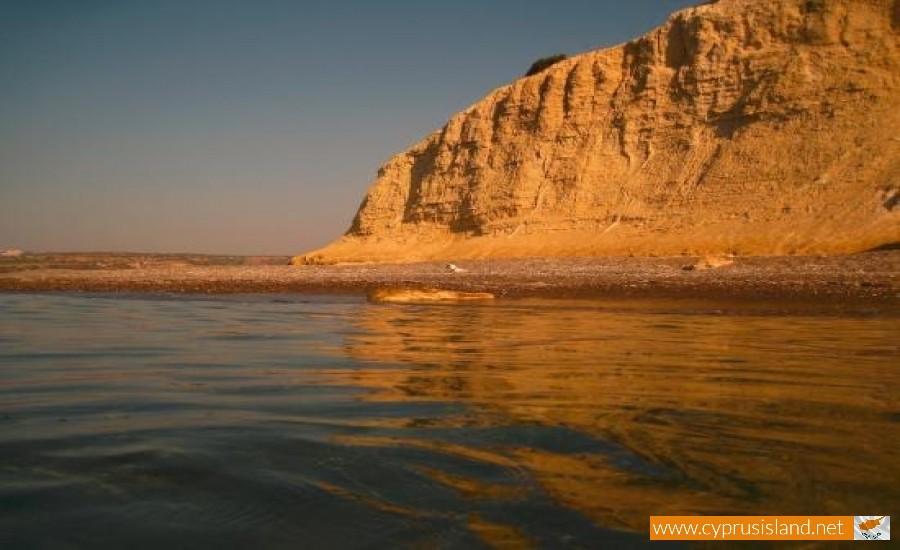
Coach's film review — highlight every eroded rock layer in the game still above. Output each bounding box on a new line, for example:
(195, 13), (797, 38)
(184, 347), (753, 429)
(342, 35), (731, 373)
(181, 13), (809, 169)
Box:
(301, 0), (900, 263)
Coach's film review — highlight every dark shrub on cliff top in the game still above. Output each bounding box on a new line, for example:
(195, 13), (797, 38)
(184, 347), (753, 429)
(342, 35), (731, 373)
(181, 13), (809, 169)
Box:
(525, 54), (567, 76)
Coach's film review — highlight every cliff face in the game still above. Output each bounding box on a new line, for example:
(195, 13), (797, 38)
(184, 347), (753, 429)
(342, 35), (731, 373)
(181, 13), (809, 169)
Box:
(300, 0), (900, 263)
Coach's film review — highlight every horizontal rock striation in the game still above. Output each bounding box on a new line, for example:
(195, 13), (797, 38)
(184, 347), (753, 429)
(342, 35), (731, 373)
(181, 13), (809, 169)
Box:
(300, 0), (900, 263)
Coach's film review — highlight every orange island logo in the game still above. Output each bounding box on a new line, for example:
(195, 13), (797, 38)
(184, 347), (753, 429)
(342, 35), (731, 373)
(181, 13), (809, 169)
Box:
(855, 516), (890, 541)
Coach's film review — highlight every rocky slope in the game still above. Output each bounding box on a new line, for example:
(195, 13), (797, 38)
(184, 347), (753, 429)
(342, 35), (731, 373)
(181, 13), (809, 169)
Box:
(299, 0), (900, 263)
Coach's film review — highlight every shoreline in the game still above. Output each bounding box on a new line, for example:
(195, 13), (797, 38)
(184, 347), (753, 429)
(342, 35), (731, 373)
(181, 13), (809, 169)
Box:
(1, 251), (898, 303)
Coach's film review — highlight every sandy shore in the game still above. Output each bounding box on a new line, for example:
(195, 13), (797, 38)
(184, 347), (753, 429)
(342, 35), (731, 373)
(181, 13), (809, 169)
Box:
(1, 251), (898, 302)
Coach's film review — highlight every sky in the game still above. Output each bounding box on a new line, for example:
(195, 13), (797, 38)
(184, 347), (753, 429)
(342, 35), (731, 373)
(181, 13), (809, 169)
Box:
(0, 0), (698, 255)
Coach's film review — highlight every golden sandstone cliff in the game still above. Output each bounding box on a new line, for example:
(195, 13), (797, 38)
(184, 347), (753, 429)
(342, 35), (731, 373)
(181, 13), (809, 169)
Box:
(298, 0), (900, 264)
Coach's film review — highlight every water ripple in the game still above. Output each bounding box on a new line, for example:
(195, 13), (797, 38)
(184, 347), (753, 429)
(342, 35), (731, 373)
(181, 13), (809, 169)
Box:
(1, 293), (897, 548)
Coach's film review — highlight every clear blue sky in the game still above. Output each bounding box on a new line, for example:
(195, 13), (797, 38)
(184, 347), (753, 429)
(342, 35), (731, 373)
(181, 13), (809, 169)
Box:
(0, 0), (697, 255)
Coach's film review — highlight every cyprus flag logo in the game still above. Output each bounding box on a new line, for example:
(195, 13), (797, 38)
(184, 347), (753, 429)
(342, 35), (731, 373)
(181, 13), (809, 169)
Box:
(855, 516), (890, 541)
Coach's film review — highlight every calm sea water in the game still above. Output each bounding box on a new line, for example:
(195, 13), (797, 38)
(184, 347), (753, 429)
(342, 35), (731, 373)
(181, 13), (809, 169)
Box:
(1, 293), (898, 548)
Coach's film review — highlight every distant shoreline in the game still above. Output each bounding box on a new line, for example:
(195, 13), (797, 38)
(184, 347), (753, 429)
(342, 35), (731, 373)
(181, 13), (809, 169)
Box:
(1, 251), (897, 303)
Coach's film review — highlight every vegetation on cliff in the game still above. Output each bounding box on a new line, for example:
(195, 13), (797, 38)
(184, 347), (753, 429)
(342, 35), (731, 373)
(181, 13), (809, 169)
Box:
(524, 54), (567, 76)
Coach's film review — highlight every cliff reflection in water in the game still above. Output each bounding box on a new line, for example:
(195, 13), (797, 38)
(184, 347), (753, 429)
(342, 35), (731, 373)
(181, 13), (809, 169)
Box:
(324, 299), (899, 533)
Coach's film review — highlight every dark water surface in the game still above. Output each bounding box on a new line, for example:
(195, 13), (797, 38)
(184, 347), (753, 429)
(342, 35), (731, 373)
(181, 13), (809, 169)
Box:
(1, 293), (898, 548)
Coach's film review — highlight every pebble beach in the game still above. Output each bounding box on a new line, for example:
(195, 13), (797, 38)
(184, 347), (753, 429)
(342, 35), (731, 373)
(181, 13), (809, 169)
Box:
(1, 251), (897, 302)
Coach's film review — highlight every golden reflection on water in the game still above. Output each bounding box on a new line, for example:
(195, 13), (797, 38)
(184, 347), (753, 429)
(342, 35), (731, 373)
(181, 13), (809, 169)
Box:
(318, 299), (900, 534)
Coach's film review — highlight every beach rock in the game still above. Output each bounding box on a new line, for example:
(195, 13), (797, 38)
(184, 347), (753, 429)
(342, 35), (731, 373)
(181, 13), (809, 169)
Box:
(300, 0), (900, 263)
(686, 254), (736, 271)
(367, 287), (495, 303)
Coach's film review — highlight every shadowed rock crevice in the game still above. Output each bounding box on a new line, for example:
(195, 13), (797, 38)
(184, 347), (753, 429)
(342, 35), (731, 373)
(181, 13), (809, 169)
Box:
(401, 141), (441, 225)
